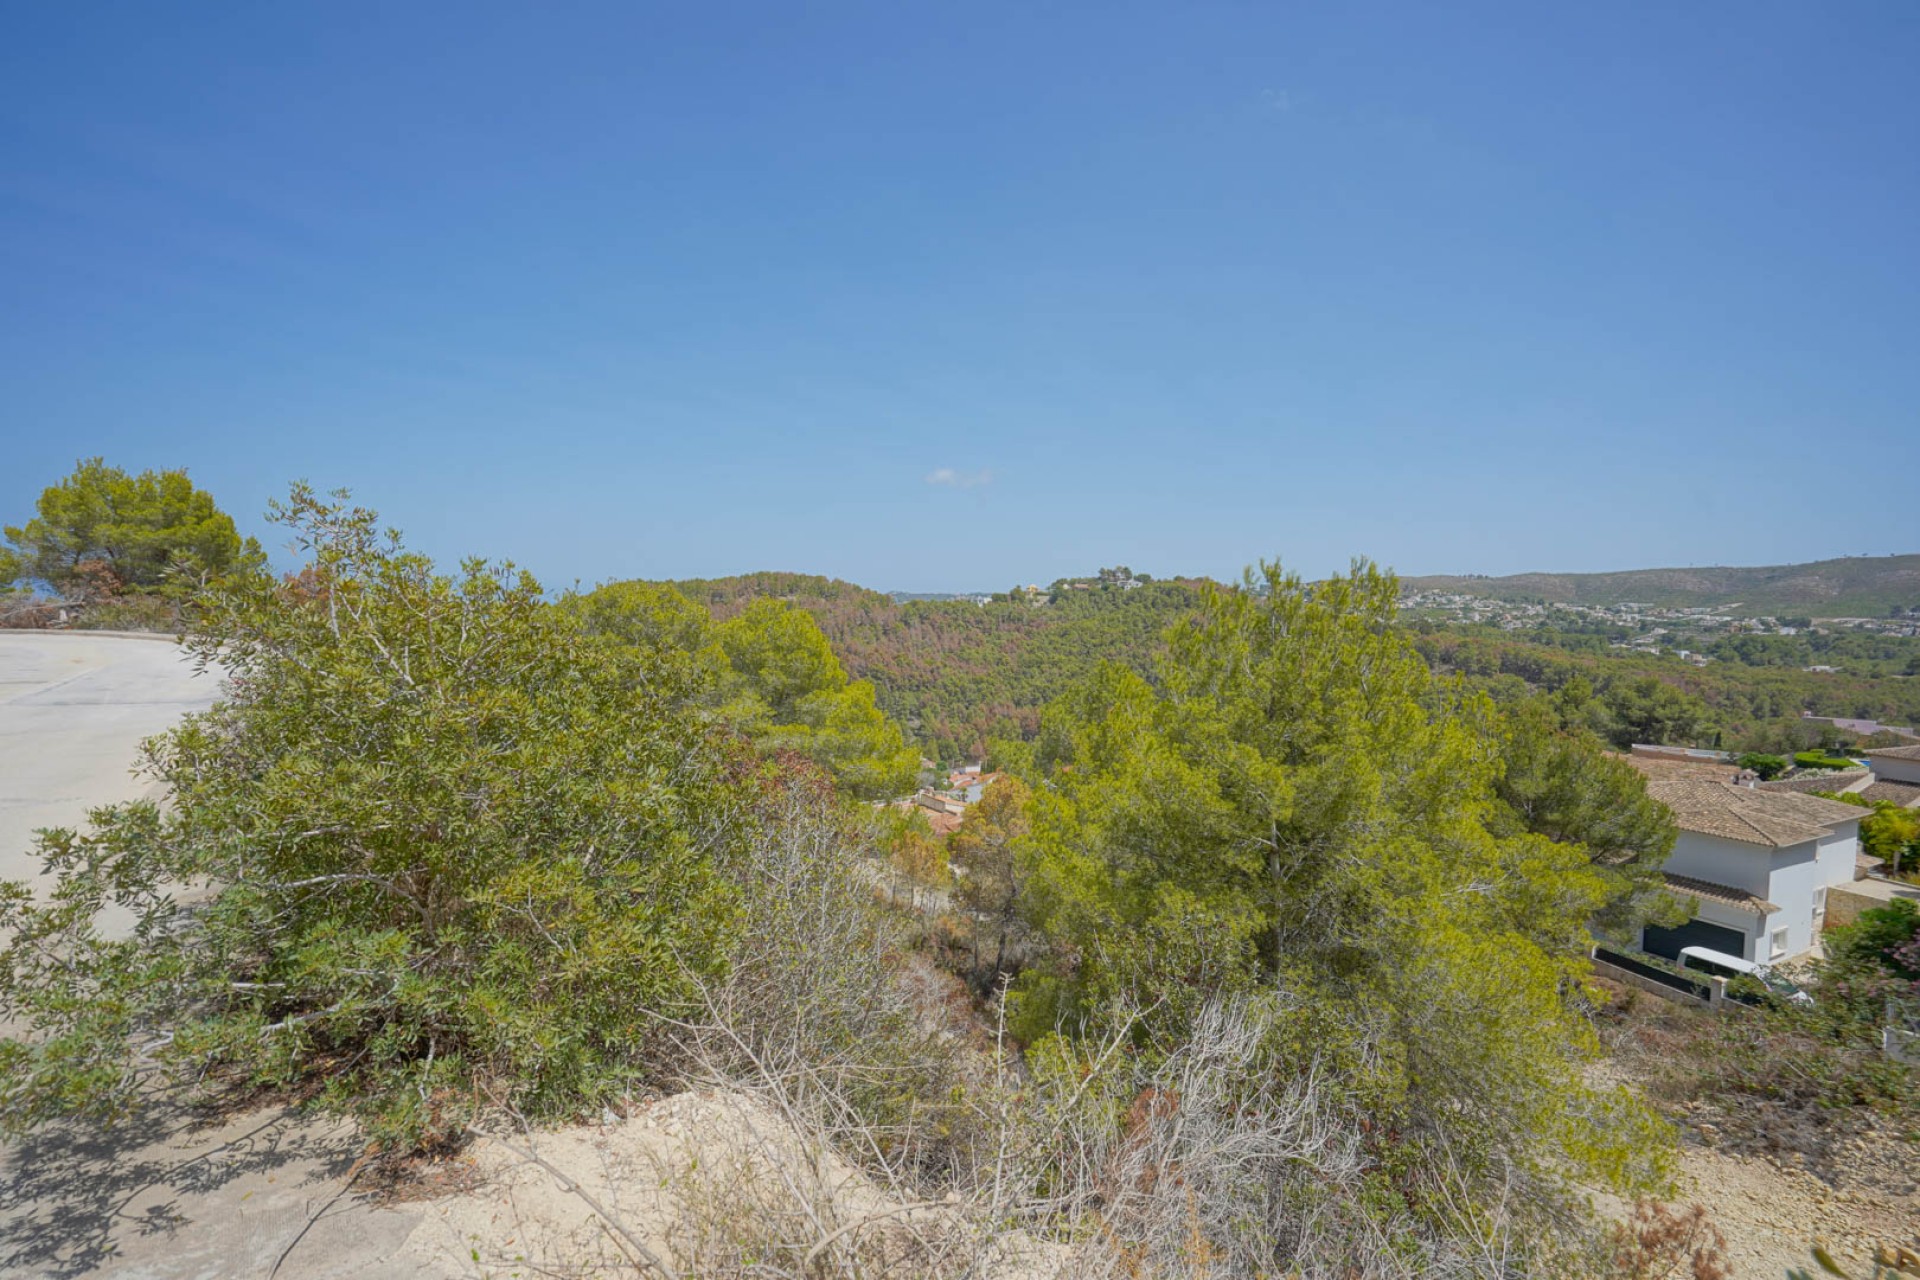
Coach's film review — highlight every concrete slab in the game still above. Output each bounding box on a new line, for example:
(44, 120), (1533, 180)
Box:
(0, 1098), (442, 1280)
(1829, 875), (1920, 929)
(0, 634), (453, 1278)
(0, 632), (220, 892)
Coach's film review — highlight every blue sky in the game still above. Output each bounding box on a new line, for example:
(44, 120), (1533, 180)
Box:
(3, 3), (1915, 592)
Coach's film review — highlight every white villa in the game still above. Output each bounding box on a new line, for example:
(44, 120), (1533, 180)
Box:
(1639, 780), (1864, 965)
(1864, 742), (1920, 796)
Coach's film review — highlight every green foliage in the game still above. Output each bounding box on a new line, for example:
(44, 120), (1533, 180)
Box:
(1822, 795), (1920, 877)
(1795, 749), (1860, 771)
(1011, 560), (1667, 1214)
(1414, 626), (1920, 755)
(717, 598), (850, 719)
(0, 489), (742, 1148)
(1625, 953), (1917, 1155)
(950, 775), (1032, 982)
(1711, 631), (1812, 667)
(624, 569), (1920, 769)
(1826, 899), (1920, 987)
(1736, 751), (1790, 779)
(1712, 627), (1920, 679)
(1857, 804), (1919, 878)
(571, 584), (917, 799)
(875, 805), (950, 887)
(713, 599), (918, 798)
(1491, 695), (1680, 941)
(657, 571), (1207, 760)
(563, 579), (724, 684)
(673, 570), (893, 611)
(1, 457), (262, 600)
(1598, 676), (1715, 748)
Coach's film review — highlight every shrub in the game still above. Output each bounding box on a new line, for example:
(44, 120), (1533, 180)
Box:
(1609, 1201), (1731, 1280)
(0, 488), (744, 1149)
(1735, 752), (1789, 780)
(1827, 899), (1920, 988)
(1617, 958), (1916, 1170)
(75, 591), (178, 632)
(1794, 749), (1860, 771)
(1010, 562), (1672, 1258)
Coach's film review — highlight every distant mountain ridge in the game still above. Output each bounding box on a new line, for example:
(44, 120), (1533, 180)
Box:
(1401, 554), (1920, 617)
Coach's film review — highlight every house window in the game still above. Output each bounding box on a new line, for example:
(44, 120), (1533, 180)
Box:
(1769, 927), (1789, 960)
(1813, 887), (1827, 922)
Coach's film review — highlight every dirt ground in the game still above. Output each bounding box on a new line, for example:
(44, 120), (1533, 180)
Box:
(1668, 1128), (1919, 1279)
(1594, 976), (1920, 1280)
(8, 1080), (1913, 1279)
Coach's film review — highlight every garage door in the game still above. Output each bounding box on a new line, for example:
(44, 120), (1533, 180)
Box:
(1641, 918), (1748, 962)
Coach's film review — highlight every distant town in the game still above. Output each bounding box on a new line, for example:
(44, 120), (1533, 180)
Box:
(1403, 588), (1920, 668)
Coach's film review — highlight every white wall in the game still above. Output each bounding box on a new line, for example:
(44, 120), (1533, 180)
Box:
(1765, 841), (1821, 960)
(1814, 823), (1859, 889)
(1663, 829), (1841, 962)
(1870, 755), (1920, 785)
(1665, 832), (1773, 898)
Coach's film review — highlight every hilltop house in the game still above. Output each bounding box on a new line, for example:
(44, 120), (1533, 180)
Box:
(1640, 781), (1864, 965)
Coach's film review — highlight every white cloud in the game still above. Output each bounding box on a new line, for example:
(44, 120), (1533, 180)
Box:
(924, 467), (992, 489)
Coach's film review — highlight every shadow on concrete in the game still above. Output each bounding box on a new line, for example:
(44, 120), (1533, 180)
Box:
(0, 1097), (359, 1279)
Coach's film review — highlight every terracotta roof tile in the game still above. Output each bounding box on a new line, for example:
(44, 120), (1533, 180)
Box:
(1867, 743), (1920, 762)
(1663, 872), (1778, 915)
(924, 810), (963, 837)
(1645, 780), (1866, 848)
(1759, 769), (1871, 795)
(1621, 755), (1742, 783)
(1860, 779), (1920, 808)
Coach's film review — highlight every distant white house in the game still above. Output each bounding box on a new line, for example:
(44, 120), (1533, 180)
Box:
(1641, 781), (1863, 964)
(1865, 743), (1920, 789)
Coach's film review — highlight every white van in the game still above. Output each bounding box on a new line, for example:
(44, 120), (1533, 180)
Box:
(1677, 946), (1811, 1004)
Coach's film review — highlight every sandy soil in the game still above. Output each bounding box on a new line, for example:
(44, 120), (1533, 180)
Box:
(398, 1090), (1065, 1279)
(4, 1087), (1066, 1280)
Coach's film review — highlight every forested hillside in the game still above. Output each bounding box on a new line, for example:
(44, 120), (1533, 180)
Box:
(1403, 553), (1920, 616)
(645, 569), (1920, 759)
(1412, 624), (1920, 752)
(664, 572), (1206, 758)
